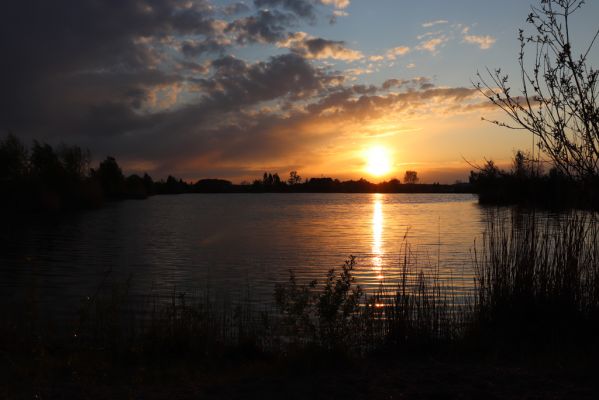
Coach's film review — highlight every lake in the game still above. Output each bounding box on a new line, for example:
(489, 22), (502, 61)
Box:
(1, 193), (486, 317)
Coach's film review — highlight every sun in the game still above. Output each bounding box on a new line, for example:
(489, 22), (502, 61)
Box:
(364, 146), (393, 177)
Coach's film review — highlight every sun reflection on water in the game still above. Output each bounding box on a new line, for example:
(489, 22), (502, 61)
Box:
(372, 194), (384, 280)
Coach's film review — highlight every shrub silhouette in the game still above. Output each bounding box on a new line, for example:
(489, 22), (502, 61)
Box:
(275, 256), (364, 350)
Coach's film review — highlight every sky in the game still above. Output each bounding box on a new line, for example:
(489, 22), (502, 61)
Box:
(1, 0), (598, 183)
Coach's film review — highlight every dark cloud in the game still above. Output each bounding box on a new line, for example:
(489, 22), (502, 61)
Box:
(222, 2), (252, 16)
(382, 77), (434, 91)
(305, 86), (479, 121)
(181, 38), (229, 57)
(76, 52), (335, 169)
(0, 0), (219, 138)
(254, 0), (317, 19)
(196, 53), (326, 108)
(280, 34), (362, 60)
(226, 9), (295, 44)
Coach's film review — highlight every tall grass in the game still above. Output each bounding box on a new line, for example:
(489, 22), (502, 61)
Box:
(472, 210), (599, 355)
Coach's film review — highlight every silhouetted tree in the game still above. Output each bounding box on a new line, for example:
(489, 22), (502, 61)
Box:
(511, 150), (539, 179)
(30, 141), (63, 182)
(58, 144), (90, 181)
(125, 174), (148, 199)
(288, 170), (302, 185)
(157, 175), (189, 194)
(469, 160), (501, 183)
(0, 134), (28, 180)
(476, 0), (599, 180)
(142, 173), (155, 195)
(95, 156), (125, 199)
(403, 170), (419, 184)
(259, 172), (286, 189)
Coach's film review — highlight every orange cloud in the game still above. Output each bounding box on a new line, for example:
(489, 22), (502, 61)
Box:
(463, 34), (496, 49)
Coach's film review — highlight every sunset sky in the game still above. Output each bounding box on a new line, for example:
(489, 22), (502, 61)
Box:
(2, 0), (598, 183)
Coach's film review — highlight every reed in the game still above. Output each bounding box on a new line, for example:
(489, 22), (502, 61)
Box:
(471, 210), (599, 356)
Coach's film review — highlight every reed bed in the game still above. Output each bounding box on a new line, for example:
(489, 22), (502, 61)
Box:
(472, 210), (599, 355)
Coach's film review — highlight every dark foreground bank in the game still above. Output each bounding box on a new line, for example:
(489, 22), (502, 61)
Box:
(3, 352), (598, 400)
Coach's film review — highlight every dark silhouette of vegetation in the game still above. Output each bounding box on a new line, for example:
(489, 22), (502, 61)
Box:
(275, 257), (368, 352)
(403, 170), (419, 184)
(471, 211), (599, 357)
(0, 134), (159, 212)
(469, 150), (598, 208)
(155, 175), (189, 195)
(193, 178), (234, 192)
(241, 171), (469, 194)
(287, 170), (302, 185)
(94, 156), (125, 199)
(477, 0), (599, 180)
(474, 0), (599, 208)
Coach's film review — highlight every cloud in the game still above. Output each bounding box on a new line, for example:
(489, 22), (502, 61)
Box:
(254, 0), (317, 19)
(0, 0), (221, 136)
(386, 46), (411, 60)
(222, 2), (251, 16)
(422, 19), (448, 28)
(278, 32), (363, 60)
(197, 53), (329, 107)
(381, 77), (434, 91)
(345, 68), (374, 77)
(181, 37), (230, 57)
(226, 9), (295, 44)
(463, 34), (496, 49)
(320, 0), (351, 8)
(416, 35), (449, 54)
(329, 9), (350, 24)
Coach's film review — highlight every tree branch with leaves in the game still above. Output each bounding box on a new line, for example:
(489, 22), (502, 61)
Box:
(476, 0), (599, 180)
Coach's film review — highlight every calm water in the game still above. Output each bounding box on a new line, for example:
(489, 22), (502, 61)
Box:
(1, 193), (485, 316)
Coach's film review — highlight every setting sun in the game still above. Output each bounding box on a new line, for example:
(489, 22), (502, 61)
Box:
(364, 146), (393, 177)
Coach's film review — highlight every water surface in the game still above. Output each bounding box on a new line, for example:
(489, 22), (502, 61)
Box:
(1, 193), (484, 315)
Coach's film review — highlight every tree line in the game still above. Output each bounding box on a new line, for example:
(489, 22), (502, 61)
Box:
(0, 134), (167, 212)
(132, 171), (468, 194)
(469, 150), (598, 209)
(0, 134), (474, 212)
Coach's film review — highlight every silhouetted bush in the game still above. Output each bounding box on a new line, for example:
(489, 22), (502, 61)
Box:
(193, 178), (234, 193)
(155, 175), (191, 194)
(125, 174), (149, 199)
(275, 257), (367, 351)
